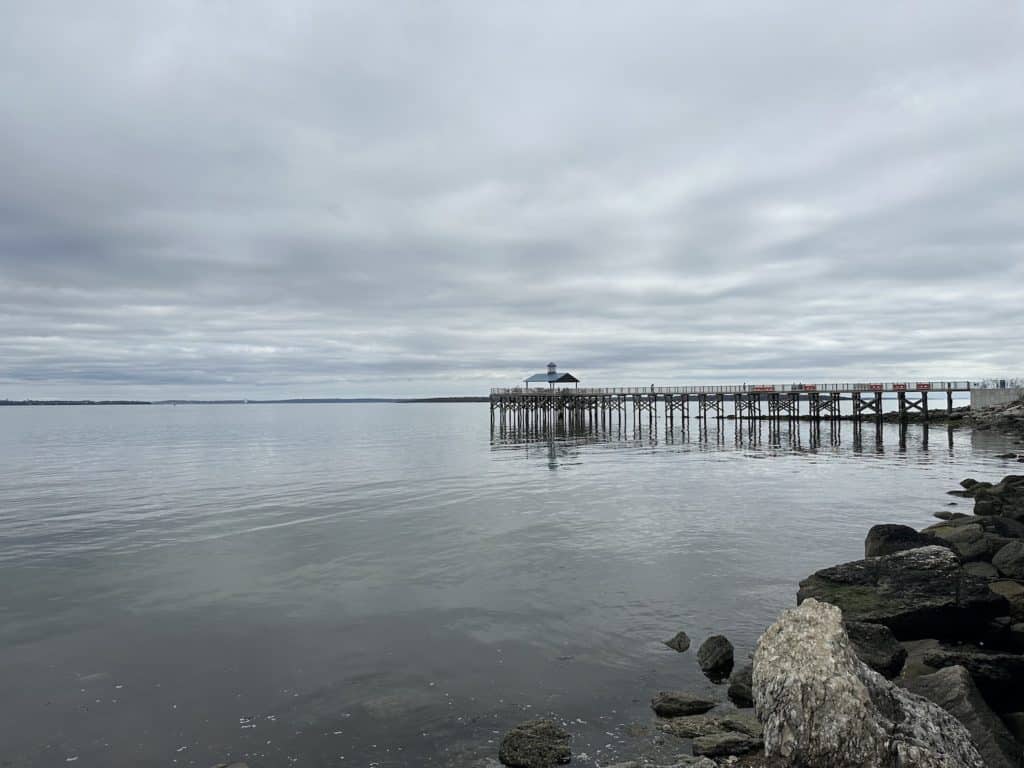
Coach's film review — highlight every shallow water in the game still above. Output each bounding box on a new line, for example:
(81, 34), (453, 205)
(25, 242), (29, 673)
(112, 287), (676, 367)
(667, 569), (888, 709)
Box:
(0, 403), (1018, 767)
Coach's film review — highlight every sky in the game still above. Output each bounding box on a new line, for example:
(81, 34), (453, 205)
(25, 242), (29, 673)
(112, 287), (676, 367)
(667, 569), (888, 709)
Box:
(1, 1), (1023, 399)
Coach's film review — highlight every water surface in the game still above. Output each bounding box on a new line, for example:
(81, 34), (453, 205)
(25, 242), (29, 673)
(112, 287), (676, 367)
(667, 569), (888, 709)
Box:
(0, 404), (1017, 767)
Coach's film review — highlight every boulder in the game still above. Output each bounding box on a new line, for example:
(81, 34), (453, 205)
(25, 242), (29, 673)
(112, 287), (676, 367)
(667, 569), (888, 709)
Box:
(864, 524), (948, 558)
(902, 665), (1022, 768)
(650, 691), (718, 718)
(922, 646), (1024, 711)
(963, 561), (999, 579)
(993, 540), (1024, 578)
(663, 630), (690, 653)
(697, 635), (734, 682)
(692, 731), (763, 758)
(1011, 623), (1024, 653)
(1002, 712), (1024, 746)
(990, 580), (1024, 620)
(797, 546), (1007, 639)
(498, 720), (571, 767)
(752, 599), (985, 768)
(845, 621), (907, 678)
(727, 663), (754, 707)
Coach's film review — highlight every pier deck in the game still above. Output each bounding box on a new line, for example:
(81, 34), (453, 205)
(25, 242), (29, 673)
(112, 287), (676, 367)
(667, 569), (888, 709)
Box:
(490, 380), (973, 431)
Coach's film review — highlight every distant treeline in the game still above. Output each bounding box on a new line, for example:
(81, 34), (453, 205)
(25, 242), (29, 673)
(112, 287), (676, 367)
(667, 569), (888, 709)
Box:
(1, 397), (488, 406)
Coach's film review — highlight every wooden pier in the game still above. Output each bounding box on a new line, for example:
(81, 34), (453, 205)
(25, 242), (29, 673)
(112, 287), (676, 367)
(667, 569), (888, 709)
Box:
(489, 380), (972, 432)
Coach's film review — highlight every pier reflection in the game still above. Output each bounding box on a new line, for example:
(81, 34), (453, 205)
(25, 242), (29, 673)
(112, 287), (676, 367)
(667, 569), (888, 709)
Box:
(490, 417), (956, 462)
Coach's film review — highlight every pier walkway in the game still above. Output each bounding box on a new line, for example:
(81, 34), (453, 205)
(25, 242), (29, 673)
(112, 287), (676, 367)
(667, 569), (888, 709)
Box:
(490, 380), (973, 430)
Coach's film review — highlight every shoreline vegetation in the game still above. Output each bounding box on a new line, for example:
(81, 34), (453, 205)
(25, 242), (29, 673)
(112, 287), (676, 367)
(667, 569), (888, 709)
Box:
(490, 396), (1024, 768)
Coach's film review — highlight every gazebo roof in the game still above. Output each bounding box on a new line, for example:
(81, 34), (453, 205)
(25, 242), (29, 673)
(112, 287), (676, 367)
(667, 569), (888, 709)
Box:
(524, 371), (580, 384)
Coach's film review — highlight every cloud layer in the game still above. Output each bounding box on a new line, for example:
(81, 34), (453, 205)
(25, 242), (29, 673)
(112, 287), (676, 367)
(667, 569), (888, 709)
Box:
(2, 1), (1022, 398)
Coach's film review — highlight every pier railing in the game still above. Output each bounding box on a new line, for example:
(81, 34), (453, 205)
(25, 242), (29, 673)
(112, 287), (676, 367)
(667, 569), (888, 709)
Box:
(490, 381), (973, 396)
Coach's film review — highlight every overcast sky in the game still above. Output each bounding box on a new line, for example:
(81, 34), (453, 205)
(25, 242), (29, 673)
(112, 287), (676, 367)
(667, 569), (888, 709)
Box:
(1, 2), (1022, 399)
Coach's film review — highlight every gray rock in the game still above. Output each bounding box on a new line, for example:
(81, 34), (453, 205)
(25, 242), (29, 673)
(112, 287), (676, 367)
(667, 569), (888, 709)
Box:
(658, 711), (762, 740)
(903, 665), (1022, 768)
(845, 621), (907, 678)
(898, 638), (943, 681)
(797, 546), (1007, 639)
(922, 646), (1024, 711)
(727, 662), (753, 707)
(1002, 712), (1024, 745)
(993, 540), (1024, 578)
(650, 691), (718, 718)
(864, 524), (948, 558)
(990, 580), (1024, 620)
(997, 453), (1019, 459)
(697, 635), (734, 682)
(663, 631), (690, 653)
(1011, 622), (1024, 652)
(658, 714), (728, 739)
(934, 510), (956, 520)
(963, 561), (999, 579)
(498, 720), (571, 767)
(752, 599), (985, 768)
(691, 731), (763, 757)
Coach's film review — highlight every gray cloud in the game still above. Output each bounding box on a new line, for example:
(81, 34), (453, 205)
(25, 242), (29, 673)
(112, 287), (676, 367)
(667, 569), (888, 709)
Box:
(1, 1), (1022, 398)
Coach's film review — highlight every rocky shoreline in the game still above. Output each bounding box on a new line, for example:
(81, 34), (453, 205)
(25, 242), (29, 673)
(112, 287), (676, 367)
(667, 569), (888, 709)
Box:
(494, 399), (1024, 768)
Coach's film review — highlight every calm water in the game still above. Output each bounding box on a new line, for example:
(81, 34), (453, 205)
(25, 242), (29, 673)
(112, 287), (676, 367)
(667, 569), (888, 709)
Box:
(0, 403), (1018, 767)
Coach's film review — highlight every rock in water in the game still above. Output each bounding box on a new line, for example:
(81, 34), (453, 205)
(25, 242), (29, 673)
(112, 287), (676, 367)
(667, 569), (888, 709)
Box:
(697, 635), (734, 682)
(902, 665), (1022, 768)
(864, 524), (947, 558)
(691, 731), (763, 757)
(650, 691), (717, 717)
(663, 630), (690, 652)
(845, 621), (907, 678)
(796, 545), (1006, 639)
(752, 598), (985, 768)
(726, 662), (753, 707)
(498, 720), (570, 767)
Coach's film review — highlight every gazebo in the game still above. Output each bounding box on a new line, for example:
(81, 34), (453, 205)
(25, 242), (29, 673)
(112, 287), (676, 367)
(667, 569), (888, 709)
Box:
(524, 362), (580, 389)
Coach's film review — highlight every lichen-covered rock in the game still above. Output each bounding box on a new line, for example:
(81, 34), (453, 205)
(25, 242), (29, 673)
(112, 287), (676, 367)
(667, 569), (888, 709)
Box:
(697, 635), (734, 682)
(902, 665), (1022, 768)
(752, 598), (985, 768)
(845, 620), (907, 678)
(498, 720), (570, 767)
(650, 691), (717, 718)
(864, 524), (948, 558)
(663, 630), (691, 652)
(796, 546), (1006, 639)
(727, 662), (753, 707)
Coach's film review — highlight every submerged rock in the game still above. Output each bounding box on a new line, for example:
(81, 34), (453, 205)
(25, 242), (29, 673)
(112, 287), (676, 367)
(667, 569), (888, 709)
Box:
(845, 621), (907, 678)
(902, 665), (1022, 768)
(727, 662), (754, 707)
(796, 545), (1006, 639)
(752, 598), (984, 768)
(663, 630), (691, 653)
(697, 635), (734, 682)
(650, 691), (717, 718)
(692, 731), (763, 758)
(498, 720), (570, 767)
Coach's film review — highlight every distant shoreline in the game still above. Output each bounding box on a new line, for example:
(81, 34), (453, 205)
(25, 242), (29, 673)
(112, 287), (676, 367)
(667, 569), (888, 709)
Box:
(0, 397), (489, 406)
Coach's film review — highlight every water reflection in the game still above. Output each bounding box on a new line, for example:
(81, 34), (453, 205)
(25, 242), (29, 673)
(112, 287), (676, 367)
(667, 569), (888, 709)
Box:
(491, 417), (953, 461)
